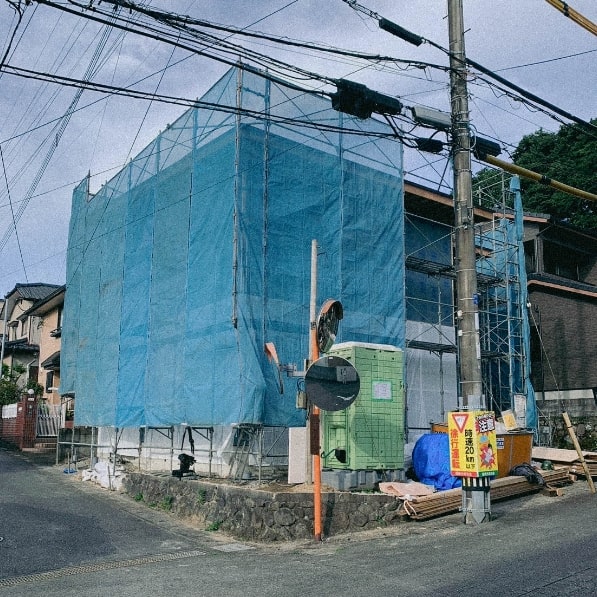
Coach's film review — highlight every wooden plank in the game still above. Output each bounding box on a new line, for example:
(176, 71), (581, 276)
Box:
(533, 446), (583, 463)
(404, 468), (573, 520)
(542, 484), (564, 497)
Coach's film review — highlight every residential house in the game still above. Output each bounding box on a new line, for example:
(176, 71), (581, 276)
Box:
(405, 182), (597, 420)
(1, 283), (61, 389)
(23, 285), (65, 408)
(521, 216), (597, 417)
(1, 283), (62, 449)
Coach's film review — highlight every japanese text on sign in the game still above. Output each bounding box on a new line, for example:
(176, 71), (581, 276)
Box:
(448, 410), (498, 478)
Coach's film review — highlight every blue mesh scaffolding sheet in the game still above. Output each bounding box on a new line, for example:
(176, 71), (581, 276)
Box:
(61, 67), (405, 428)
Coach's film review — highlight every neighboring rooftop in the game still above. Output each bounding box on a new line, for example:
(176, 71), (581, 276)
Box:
(7, 282), (62, 301)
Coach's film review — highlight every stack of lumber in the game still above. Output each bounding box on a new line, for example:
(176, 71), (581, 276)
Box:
(532, 446), (597, 478)
(401, 468), (572, 521)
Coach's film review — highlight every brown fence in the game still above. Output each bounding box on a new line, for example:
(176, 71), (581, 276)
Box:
(0, 395), (38, 448)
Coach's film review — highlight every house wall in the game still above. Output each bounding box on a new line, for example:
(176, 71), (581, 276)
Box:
(9, 300), (36, 341)
(529, 287), (597, 393)
(4, 352), (37, 388)
(37, 307), (62, 406)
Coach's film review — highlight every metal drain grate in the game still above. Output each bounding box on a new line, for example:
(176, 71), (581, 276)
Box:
(0, 550), (206, 587)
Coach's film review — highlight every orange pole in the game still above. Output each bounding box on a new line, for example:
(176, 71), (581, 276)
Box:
(312, 332), (322, 541)
(313, 408), (322, 540)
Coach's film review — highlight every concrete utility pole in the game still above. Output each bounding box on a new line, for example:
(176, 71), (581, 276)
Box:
(448, 0), (482, 408)
(448, 0), (490, 523)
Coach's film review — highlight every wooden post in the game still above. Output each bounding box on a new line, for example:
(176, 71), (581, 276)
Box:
(562, 412), (596, 494)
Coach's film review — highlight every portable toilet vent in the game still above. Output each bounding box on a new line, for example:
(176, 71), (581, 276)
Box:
(322, 342), (404, 472)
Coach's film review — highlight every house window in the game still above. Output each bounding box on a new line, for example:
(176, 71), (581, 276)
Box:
(543, 242), (589, 282)
(50, 306), (64, 338)
(523, 240), (536, 274)
(45, 370), (54, 393)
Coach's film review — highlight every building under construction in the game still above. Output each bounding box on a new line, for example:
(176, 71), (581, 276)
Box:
(60, 67), (535, 480)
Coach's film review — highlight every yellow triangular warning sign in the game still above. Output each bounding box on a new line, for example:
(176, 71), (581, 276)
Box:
(451, 412), (469, 433)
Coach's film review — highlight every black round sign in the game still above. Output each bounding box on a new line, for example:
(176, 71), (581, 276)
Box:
(305, 355), (360, 411)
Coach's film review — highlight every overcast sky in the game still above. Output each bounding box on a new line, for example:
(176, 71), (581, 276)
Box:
(0, 0), (595, 297)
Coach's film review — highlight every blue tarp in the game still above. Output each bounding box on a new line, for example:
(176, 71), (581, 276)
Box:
(512, 176), (538, 431)
(412, 433), (462, 491)
(61, 68), (405, 428)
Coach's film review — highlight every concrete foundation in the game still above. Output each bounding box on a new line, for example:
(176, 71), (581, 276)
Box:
(321, 469), (404, 491)
(123, 472), (406, 542)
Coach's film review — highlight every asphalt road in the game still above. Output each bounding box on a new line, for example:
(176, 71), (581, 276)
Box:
(2, 445), (596, 596)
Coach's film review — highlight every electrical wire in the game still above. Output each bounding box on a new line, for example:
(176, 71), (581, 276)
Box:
(0, 4), (123, 254)
(0, 143), (28, 281)
(98, 0), (450, 74)
(31, 0), (453, 111)
(340, 0), (597, 134)
(18, 2), (458, 160)
(495, 48), (597, 72)
(0, 64), (410, 140)
(53, 0), (594, 155)
(0, 1), (24, 72)
(33, 0), (338, 88)
(0, 8), (128, 210)
(3, 1), (592, 284)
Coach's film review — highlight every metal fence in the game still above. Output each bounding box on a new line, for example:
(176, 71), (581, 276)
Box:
(36, 404), (62, 437)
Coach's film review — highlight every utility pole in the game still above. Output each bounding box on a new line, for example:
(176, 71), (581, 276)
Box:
(338, 0), (491, 524)
(448, 0), (490, 523)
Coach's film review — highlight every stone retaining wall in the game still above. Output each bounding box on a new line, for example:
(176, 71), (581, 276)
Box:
(123, 473), (405, 542)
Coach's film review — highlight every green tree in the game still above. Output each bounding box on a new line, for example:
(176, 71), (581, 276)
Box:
(0, 364), (43, 407)
(0, 364), (25, 407)
(473, 119), (597, 231)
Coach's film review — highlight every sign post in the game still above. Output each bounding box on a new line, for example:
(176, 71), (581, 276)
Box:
(448, 410), (498, 524)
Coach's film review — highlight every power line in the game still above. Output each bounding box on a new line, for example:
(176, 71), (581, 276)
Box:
(32, 0), (454, 108)
(0, 0), (24, 70)
(33, 0), (338, 88)
(340, 0), (597, 134)
(1, 63), (415, 142)
(0, 4), (122, 254)
(99, 0), (450, 73)
(495, 48), (597, 72)
(70, 0), (595, 145)
(0, 143), (28, 281)
(31, 0), (596, 151)
(0, 3), (136, 212)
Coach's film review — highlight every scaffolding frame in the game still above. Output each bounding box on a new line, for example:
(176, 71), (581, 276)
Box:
(404, 207), (532, 428)
(476, 218), (527, 414)
(56, 425), (214, 476)
(229, 424), (289, 483)
(55, 423), (290, 483)
(404, 211), (459, 434)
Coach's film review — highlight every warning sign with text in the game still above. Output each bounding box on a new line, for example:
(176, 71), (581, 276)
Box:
(448, 410), (498, 478)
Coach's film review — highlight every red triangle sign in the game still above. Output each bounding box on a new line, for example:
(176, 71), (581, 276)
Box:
(451, 413), (469, 433)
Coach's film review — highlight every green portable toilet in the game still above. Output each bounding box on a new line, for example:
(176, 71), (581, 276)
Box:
(322, 342), (405, 471)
